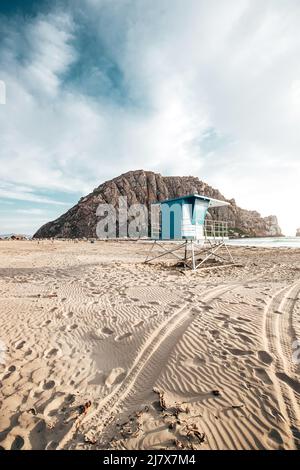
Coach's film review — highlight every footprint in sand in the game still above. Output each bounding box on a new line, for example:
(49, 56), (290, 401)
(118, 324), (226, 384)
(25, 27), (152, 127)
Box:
(215, 314), (229, 320)
(233, 326), (255, 336)
(202, 305), (214, 312)
(228, 348), (254, 356)
(43, 380), (56, 390)
(105, 367), (127, 387)
(115, 332), (132, 342)
(45, 441), (59, 450)
(2, 365), (17, 382)
(274, 309), (283, 315)
(276, 372), (300, 393)
(11, 435), (25, 450)
(184, 356), (206, 368)
(191, 307), (202, 315)
(88, 371), (106, 386)
(239, 334), (255, 345)
(66, 324), (78, 331)
(15, 340), (26, 350)
(45, 348), (60, 359)
(102, 327), (114, 335)
(43, 395), (65, 419)
(268, 429), (284, 445)
(254, 368), (273, 385)
(210, 329), (220, 339)
(134, 320), (144, 328)
(258, 350), (273, 365)
(193, 355), (206, 365)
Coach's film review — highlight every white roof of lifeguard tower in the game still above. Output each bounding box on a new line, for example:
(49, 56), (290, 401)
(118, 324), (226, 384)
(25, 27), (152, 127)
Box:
(158, 194), (230, 208)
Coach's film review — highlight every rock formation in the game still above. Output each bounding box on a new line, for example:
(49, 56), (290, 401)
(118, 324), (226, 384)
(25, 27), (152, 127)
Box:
(33, 170), (282, 238)
(296, 228), (300, 237)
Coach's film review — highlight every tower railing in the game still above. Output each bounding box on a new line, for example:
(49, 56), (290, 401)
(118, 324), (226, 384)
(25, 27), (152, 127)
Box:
(151, 219), (229, 240)
(204, 220), (228, 240)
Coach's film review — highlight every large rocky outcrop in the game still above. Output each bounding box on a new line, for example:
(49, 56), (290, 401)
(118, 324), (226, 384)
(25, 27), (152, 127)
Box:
(296, 228), (300, 237)
(33, 170), (283, 238)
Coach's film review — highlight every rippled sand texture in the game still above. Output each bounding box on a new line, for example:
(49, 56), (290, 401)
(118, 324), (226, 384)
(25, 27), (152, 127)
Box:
(0, 240), (300, 450)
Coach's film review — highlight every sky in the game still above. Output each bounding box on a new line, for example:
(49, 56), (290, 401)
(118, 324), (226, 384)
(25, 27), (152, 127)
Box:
(0, 0), (299, 236)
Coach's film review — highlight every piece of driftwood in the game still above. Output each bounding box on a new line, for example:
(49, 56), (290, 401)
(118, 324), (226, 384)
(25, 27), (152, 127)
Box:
(184, 423), (206, 444)
(153, 387), (167, 411)
(78, 400), (92, 415)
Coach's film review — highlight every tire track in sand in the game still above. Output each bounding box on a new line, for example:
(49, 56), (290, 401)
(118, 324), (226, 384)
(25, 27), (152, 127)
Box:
(263, 281), (300, 449)
(65, 282), (240, 447)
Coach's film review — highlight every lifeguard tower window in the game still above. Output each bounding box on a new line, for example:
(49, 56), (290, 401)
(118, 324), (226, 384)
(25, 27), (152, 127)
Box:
(156, 194), (228, 241)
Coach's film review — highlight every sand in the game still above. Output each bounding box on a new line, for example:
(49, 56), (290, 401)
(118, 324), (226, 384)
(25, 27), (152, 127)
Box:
(0, 239), (300, 450)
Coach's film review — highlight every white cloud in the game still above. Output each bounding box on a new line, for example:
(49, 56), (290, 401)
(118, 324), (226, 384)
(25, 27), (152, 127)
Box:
(0, 182), (69, 205)
(0, 0), (299, 235)
(15, 208), (45, 215)
(0, 80), (6, 104)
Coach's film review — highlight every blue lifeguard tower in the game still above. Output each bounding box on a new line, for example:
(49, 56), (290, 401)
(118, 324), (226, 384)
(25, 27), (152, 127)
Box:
(146, 194), (234, 270)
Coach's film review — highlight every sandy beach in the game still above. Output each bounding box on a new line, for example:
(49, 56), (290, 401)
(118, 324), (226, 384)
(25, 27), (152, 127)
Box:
(0, 240), (300, 450)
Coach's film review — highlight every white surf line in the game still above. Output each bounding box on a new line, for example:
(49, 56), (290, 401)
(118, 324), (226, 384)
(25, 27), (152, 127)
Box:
(76, 282), (241, 442)
(262, 282), (300, 449)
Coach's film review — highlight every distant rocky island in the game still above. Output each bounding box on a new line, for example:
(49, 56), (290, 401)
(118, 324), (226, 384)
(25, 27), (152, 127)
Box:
(0, 233), (30, 240)
(297, 228), (300, 237)
(33, 170), (282, 239)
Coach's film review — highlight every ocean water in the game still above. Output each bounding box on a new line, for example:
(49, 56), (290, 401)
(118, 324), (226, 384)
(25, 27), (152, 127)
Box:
(227, 237), (300, 248)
